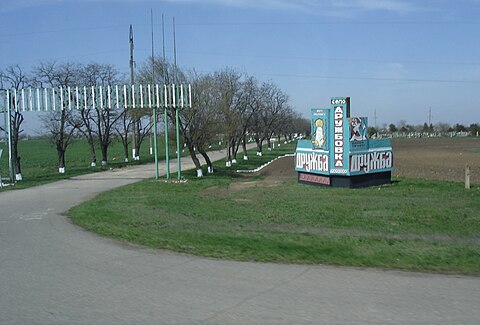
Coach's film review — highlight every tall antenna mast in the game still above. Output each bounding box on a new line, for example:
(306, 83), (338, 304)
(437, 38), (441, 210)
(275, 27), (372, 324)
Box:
(129, 24), (138, 160)
(173, 16), (177, 84)
(151, 9), (155, 83)
(129, 24), (134, 86)
(163, 14), (170, 179)
(428, 107), (432, 125)
(150, 9), (155, 157)
(162, 14), (167, 83)
(151, 9), (160, 178)
(173, 16), (181, 179)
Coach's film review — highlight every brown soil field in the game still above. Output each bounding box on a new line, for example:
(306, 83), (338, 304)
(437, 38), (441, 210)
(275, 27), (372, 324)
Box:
(252, 137), (480, 184)
(392, 137), (480, 183)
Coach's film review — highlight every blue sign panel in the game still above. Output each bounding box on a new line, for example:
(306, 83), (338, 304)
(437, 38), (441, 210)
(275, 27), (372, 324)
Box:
(295, 96), (394, 184)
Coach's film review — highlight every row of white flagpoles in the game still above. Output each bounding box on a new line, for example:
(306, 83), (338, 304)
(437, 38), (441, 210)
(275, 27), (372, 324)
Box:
(0, 84), (191, 112)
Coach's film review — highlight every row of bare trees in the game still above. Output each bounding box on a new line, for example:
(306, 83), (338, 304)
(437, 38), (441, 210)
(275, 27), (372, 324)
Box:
(1, 61), (146, 177)
(162, 66), (307, 176)
(135, 56), (308, 177)
(1, 59), (308, 179)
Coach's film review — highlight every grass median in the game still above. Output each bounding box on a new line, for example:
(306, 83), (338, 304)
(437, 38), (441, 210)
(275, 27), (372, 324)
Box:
(69, 142), (480, 274)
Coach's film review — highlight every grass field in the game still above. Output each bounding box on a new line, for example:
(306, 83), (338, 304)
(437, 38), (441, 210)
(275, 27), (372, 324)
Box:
(0, 136), (193, 189)
(69, 139), (480, 274)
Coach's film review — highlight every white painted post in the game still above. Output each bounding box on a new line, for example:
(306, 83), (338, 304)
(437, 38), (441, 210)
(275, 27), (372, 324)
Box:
(36, 88), (41, 111)
(28, 88), (33, 111)
(132, 84), (136, 108)
(123, 85), (128, 108)
(180, 84), (184, 108)
(68, 86), (72, 110)
(91, 86), (96, 110)
(44, 88), (48, 111)
(52, 87), (56, 111)
(164, 85), (168, 107)
(59, 87), (63, 110)
(188, 84), (192, 108)
(148, 84), (152, 108)
(107, 85), (111, 110)
(84, 87), (88, 110)
(75, 87), (79, 110)
(99, 86), (104, 110)
(115, 85), (119, 109)
(21, 89), (25, 111)
(465, 164), (471, 189)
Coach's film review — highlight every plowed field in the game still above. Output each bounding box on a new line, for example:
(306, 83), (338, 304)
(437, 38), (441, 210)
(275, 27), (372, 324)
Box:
(258, 137), (480, 184)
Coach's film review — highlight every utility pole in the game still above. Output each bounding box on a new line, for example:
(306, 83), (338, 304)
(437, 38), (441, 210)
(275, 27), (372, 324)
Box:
(173, 16), (181, 180)
(428, 107), (432, 126)
(151, 9), (159, 180)
(129, 24), (138, 160)
(149, 10), (154, 157)
(163, 14), (170, 179)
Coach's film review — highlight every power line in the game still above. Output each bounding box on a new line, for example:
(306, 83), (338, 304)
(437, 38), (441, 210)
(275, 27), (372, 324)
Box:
(192, 69), (480, 84)
(181, 50), (480, 67)
(176, 20), (480, 26)
(262, 72), (480, 84)
(0, 24), (126, 38)
(3, 19), (479, 38)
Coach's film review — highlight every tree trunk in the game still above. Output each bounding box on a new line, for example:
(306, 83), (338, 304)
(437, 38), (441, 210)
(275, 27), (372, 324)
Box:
(100, 143), (108, 166)
(134, 119), (143, 161)
(87, 137), (97, 167)
(226, 137), (234, 167)
(267, 137), (272, 151)
(198, 147), (213, 174)
(12, 134), (22, 180)
(11, 112), (24, 181)
(185, 139), (202, 176)
(233, 137), (241, 161)
(231, 137), (238, 164)
(57, 146), (66, 173)
(123, 140), (129, 162)
(242, 136), (248, 161)
(255, 136), (263, 156)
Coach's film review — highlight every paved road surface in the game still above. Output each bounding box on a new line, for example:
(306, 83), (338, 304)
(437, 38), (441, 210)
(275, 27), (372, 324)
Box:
(1, 150), (479, 324)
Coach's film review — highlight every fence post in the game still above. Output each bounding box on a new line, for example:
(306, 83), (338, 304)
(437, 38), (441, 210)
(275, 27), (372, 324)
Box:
(465, 164), (471, 189)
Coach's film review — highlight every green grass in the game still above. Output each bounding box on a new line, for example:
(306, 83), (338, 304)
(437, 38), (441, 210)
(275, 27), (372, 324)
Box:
(0, 136), (223, 189)
(69, 142), (480, 274)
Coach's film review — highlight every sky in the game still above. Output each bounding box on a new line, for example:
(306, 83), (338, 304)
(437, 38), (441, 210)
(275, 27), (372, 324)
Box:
(1, 0), (480, 133)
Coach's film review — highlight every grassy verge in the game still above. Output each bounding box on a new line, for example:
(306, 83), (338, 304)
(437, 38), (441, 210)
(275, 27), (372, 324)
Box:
(69, 142), (480, 274)
(0, 136), (222, 190)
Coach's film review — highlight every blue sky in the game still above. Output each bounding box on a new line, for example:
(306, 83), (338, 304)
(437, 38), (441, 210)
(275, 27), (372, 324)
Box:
(1, 0), (480, 131)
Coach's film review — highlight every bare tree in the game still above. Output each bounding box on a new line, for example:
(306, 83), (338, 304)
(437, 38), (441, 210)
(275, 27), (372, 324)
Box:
(0, 65), (28, 180)
(248, 81), (291, 155)
(79, 63), (124, 166)
(181, 72), (222, 176)
(33, 61), (82, 173)
(235, 76), (258, 161)
(213, 68), (245, 166)
(114, 110), (132, 162)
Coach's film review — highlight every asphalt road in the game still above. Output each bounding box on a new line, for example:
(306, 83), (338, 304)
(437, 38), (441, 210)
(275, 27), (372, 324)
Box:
(1, 150), (479, 324)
